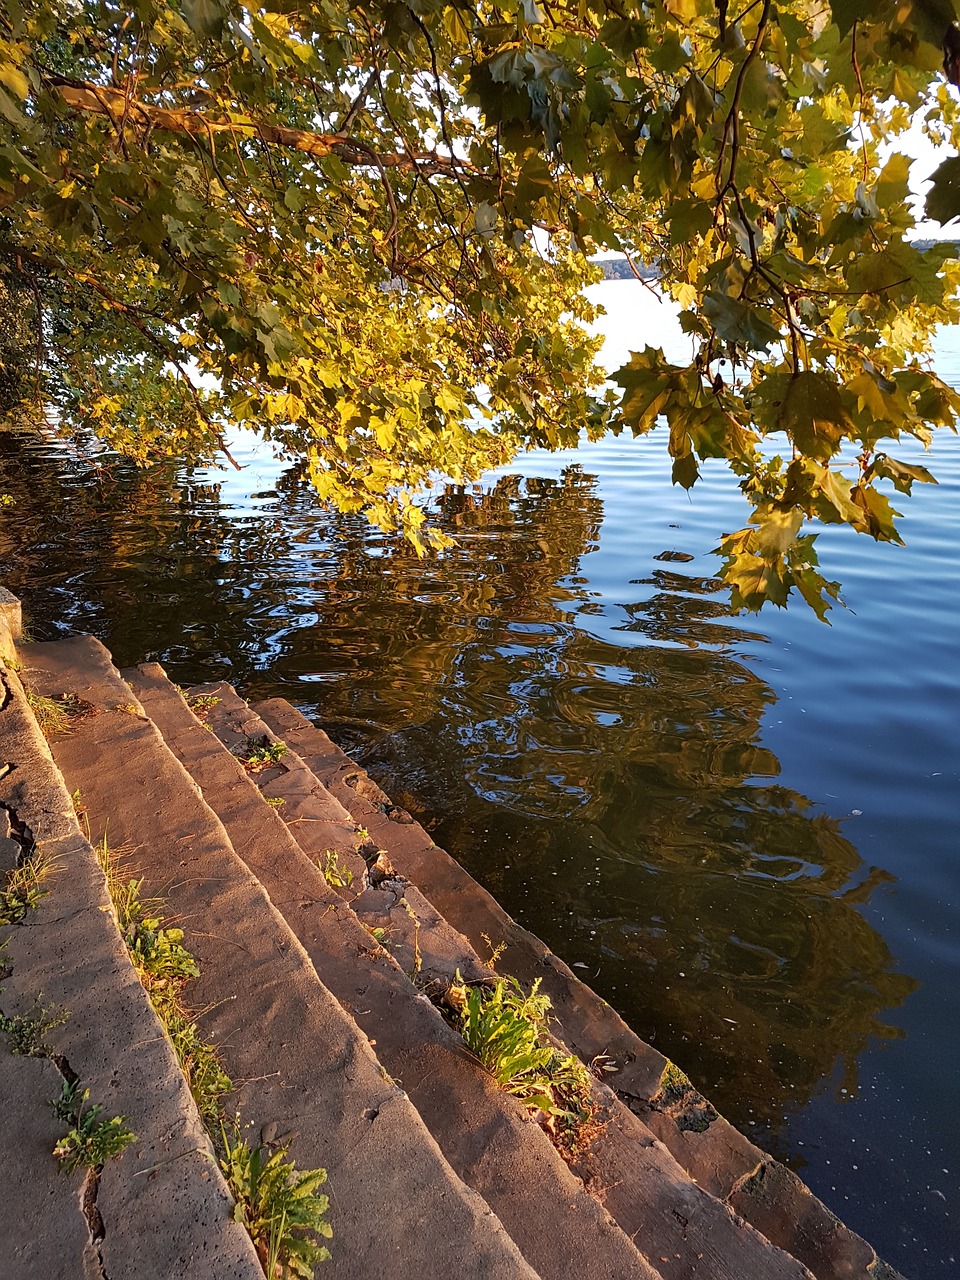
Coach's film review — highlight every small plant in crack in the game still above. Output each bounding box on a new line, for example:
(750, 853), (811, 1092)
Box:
(239, 736), (288, 769)
(362, 924), (390, 945)
(400, 898), (422, 976)
(187, 693), (221, 721)
(265, 796), (286, 808)
(0, 1000), (68, 1057)
(319, 850), (353, 890)
(449, 974), (595, 1132)
(25, 689), (86, 738)
(52, 1081), (136, 1173)
(480, 933), (507, 971)
(220, 1123), (332, 1278)
(0, 848), (53, 924)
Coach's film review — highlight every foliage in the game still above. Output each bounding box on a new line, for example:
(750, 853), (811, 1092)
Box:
(158, 997), (233, 1126)
(0, 846), (52, 924)
(25, 689), (84, 737)
(220, 1125), (332, 1278)
(0, 999), (67, 1056)
(319, 849), (353, 890)
(241, 736), (288, 768)
(104, 867), (200, 988)
(480, 932), (507, 970)
(51, 1080), (137, 1173)
(186, 692), (221, 720)
(452, 973), (594, 1122)
(3, 0), (960, 608)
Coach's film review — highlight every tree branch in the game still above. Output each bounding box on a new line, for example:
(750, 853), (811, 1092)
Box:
(51, 80), (474, 178)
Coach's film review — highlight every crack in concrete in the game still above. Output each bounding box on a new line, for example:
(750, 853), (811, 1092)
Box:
(80, 1166), (109, 1278)
(0, 798), (37, 868)
(52, 1053), (112, 1280)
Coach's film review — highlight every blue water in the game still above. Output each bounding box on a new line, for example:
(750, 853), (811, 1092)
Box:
(1, 281), (958, 1275)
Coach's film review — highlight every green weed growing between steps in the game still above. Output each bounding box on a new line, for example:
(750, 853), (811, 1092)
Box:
(0, 999), (68, 1056)
(221, 1123), (332, 1278)
(240, 736), (288, 769)
(0, 861), (133, 1174)
(94, 835), (332, 1275)
(449, 973), (596, 1146)
(0, 846), (53, 924)
(24, 688), (85, 738)
(0, 1004), (137, 1173)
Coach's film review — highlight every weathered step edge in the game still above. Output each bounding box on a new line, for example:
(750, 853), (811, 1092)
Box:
(188, 679), (821, 1280)
(255, 696), (907, 1280)
(22, 635), (540, 1280)
(130, 662), (669, 1280)
(0, 658), (261, 1272)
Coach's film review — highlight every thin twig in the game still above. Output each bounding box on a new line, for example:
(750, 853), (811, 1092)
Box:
(850, 22), (869, 183)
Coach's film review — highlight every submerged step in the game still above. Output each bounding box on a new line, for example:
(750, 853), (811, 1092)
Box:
(254, 697), (905, 1280)
(20, 635), (540, 1280)
(0, 654), (261, 1279)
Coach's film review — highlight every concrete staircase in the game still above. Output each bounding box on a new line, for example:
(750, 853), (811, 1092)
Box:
(0, 600), (908, 1280)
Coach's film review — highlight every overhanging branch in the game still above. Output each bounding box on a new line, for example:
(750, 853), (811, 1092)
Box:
(52, 80), (474, 178)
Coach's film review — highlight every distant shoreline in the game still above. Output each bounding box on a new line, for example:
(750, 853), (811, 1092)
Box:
(596, 239), (960, 282)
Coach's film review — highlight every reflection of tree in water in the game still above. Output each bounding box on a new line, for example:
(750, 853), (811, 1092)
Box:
(0, 432), (917, 1147)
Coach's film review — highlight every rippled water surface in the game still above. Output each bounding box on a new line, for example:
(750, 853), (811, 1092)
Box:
(2, 283), (958, 1276)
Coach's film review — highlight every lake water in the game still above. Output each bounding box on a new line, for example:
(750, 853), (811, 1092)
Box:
(1, 282), (958, 1276)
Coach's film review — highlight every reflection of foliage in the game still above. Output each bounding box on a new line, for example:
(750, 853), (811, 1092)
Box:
(0, 264), (44, 427)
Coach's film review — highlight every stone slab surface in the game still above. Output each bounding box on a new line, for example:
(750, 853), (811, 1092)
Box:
(2, 653), (262, 1280)
(132, 666), (664, 1280)
(254, 697), (904, 1280)
(23, 636), (539, 1280)
(0, 585), (21, 665)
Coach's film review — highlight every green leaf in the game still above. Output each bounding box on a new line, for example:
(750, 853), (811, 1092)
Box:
(614, 350), (677, 433)
(876, 154), (911, 209)
(814, 467), (863, 524)
(870, 454), (938, 494)
(853, 485), (904, 543)
(0, 64), (29, 99)
(752, 507), (804, 554)
(778, 372), (851, 461)
(702, 292), (780, 350)
(672, 451), (699, 488)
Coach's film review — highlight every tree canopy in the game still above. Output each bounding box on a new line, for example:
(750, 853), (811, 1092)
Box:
(3, 0), (960, 614)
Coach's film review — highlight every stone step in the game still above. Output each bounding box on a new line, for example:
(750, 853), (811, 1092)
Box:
(19, 635), (540, 1280)
(128, 664), (665, 1280)
(190, 680), (821, 1280)
(0, 654), (261, 1278)
(254, 697), (904, 1280)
